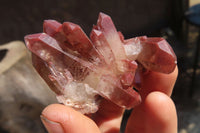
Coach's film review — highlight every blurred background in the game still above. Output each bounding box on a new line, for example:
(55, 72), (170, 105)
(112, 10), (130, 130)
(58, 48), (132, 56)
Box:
(0, 0), (200, 133)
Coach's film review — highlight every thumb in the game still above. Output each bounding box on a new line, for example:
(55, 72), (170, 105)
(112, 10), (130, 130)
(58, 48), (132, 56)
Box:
(41, 104), (101, 133)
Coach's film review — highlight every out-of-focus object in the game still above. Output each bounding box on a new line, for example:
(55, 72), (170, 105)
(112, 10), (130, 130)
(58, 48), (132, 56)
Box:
(185, 3), (200, 97)
(0, 41), (56, 133)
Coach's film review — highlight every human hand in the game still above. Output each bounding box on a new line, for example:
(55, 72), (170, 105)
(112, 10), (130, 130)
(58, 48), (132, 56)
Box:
(40, 66), (178, 133)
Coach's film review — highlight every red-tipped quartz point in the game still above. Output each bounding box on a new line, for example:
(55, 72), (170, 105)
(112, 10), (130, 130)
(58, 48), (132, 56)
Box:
(120, 60), (138, 87)
(97, 12), (127, 61)
(62, 22), (94, 54)
(24, 33), (62, 57)
(43, 20), (62, 36)
(43, 20), (75, 55)
(138, 37), (177, 73)
(90, 29), (116, 66)
(62, 22), (105, 65)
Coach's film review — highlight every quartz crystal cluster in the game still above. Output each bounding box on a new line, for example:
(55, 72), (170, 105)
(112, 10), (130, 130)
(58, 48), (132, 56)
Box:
(25, 13), (177, 114)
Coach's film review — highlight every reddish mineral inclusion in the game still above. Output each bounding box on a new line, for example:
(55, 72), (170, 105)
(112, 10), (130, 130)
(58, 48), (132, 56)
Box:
(24, 12), (177, 114)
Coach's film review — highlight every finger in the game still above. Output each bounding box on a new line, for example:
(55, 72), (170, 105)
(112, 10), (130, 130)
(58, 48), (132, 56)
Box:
(41, 104), (101, 133)
(91, 99), (124, 133)
(91, 66), (178, 132)
(125, 92), (177, 133)
(139, 66), (178, 98)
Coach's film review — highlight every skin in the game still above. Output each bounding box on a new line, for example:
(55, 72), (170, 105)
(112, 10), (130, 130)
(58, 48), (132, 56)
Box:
(41, 66), (178, 133)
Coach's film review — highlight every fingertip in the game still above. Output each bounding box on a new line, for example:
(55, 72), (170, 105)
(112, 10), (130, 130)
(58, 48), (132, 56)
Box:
(144, 92), (178, 133)
(145, 92), (177, 120)
(41, 104), (100, 133)
(42, 104), (66, 118)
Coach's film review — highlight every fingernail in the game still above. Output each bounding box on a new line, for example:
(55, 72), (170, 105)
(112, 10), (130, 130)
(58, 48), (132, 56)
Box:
(40, 115), (64, 133)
